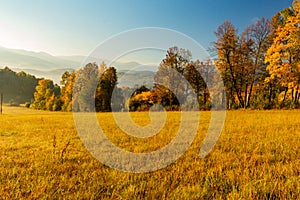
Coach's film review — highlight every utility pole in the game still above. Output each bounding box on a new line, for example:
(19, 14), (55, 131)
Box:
(0, 93), (3, 114)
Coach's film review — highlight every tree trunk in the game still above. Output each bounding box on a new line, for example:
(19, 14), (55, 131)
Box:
(0, 93), (3, 115)
(294, 87), (299, 105)
(268, 83), (272, 107)
(283, 87), (288, 102)
(222, 89), (225, 109)
(244, 84), (248, 109)
(247, 83), (253, 108)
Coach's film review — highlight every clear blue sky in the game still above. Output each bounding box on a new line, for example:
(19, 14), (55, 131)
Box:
(0, 0), (293, 57)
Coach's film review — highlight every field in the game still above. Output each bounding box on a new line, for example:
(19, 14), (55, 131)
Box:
(0, 106), (299, 199)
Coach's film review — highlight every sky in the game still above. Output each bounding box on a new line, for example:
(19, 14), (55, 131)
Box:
(0, 0), (293, 61)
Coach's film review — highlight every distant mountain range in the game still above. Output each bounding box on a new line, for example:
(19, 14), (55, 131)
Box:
(0, 46), (79, 70)
(0, 46), (158, 87)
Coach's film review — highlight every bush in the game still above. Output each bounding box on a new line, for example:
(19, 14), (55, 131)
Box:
(24, 102), (31, 108)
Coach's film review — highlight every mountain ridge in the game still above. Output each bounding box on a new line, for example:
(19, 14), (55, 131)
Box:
(0, 46), (158, 86)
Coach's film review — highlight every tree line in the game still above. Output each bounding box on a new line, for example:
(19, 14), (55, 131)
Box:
(130, 0), (300, 110)
(28, 47), (218, 112)
(2, 0), (299, 111)
(30, 61), (119, 112)
(0, 67), (38, 105)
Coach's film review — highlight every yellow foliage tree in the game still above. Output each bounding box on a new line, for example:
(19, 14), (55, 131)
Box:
(60, 71), (77, 111)
(265, 0), (300, 104)
(31, 79), (56, 110)
(129, 91), (153, 111)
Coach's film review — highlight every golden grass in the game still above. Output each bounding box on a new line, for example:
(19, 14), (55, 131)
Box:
(0, 106), (299, 199)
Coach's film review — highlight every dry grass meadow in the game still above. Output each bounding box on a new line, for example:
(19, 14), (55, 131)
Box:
(0, 106), (299, 199)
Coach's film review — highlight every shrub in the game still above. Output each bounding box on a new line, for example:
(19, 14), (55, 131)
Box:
(24, 102), (31, 108)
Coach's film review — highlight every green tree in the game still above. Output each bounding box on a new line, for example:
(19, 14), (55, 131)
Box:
(0, 67), (38, 104)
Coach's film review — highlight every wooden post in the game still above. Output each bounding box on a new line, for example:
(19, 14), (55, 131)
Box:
(0, 93), (3, 114)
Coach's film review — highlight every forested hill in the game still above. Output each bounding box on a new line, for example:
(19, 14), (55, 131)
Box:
(0, 67), (39, 104)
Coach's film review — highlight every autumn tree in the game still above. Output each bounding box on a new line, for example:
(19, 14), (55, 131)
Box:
(73, 62), (99, 112)
(95, 66), (118, 112)
(185, 59), (213, 109)
(60, 71), (77, 111)
(129, 90), (154, 111)
(245, 18), (273, 108)
(63, 61), (118, 112)
(130, 85), (150, 98)
(265, 0), (300, 107)
(214, 21), (242, 108)
(153, 47), (191, 110)
(31, 79), (60, 110)
(127, 85), (153, 111)
(214, 18), (272, 109)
